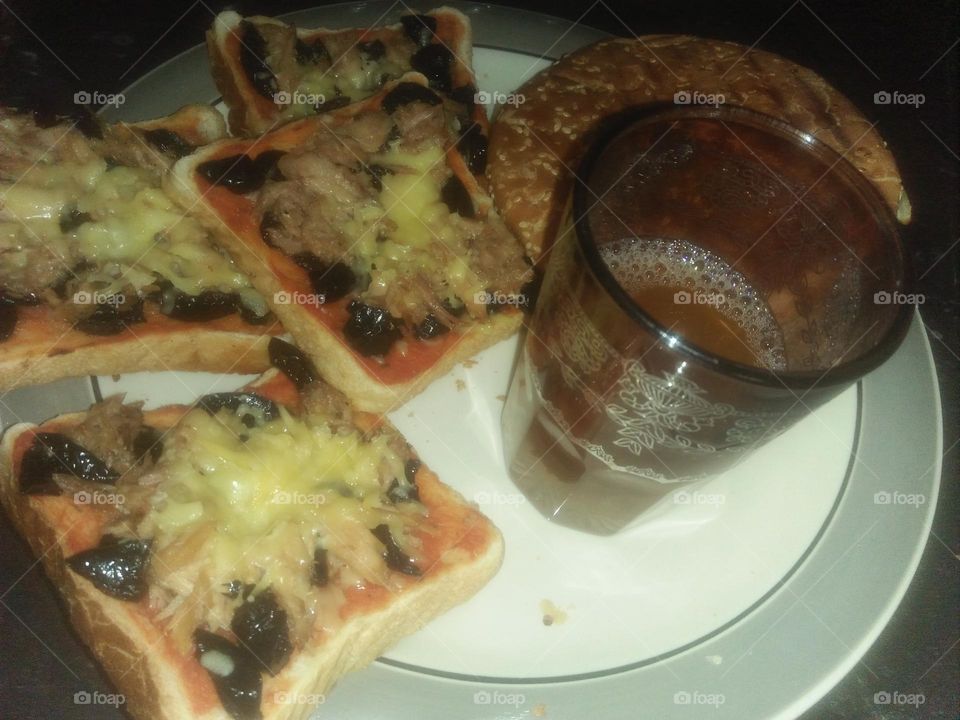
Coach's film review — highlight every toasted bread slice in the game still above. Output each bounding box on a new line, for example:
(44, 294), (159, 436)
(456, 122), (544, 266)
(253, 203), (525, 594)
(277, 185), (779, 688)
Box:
(207, 7), (487, 140)
(0, 342), (503, 720)
(0, 106), (280, 391)
(166, 74), (532, 412)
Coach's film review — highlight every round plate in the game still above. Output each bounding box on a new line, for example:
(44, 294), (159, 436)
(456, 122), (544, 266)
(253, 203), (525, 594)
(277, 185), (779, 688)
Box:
(0, 3), (942, 719)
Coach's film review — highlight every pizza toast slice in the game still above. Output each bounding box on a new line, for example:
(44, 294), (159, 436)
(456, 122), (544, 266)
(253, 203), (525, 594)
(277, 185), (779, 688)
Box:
(166, 74), (534, 412)
(207, 6), (487, 147)
(0, 337), (503, 720)
(0, 105), (280, 391)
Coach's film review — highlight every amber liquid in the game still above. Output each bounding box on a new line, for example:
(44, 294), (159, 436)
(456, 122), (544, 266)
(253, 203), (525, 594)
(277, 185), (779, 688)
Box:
(502, 236), (787, 534)
(627, 285), (762, 367)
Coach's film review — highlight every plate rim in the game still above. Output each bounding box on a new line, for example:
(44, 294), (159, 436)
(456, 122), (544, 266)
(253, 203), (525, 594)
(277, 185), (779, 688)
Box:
(3, 3), (944, 719)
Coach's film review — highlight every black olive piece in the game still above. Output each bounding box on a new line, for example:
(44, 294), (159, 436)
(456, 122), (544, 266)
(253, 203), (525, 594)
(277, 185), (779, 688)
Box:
(314, 96), (351, 114)
(258, 210), (282, 247)
(296, 38), (330, 66)
(404, 458), (421, 484)
(198, 392), (280, 422)
(19, 431), (118, 495)
(194, 630), (263, 720)
(66, 537), (151, 601)
(142, 128), (194, 159)
(75, 296), (145, 336)
(441, 297), (466, 318)
(449, 84), (478, 111)
(358, 39), (386, 60)
(457, 122), (488, 175)
(410, 44), (454, 94)
(268, 337), (318, 389)
(413, 314), (449, 340)
(343, 300), (402, 357)
(292, 254), (356, 303)
(0, 296), (16, 343)
(400, 14), (437, 47)
(133, 426), (163, 465)
(386, 478), (420, 504)
(59, 207), (93, 233)
(518, 270), (543, 315)
(371, 524), (421, 576)
(230, 589), (293, 675)
(253, 150), (286, 183)
(311, 547), (329, 587)
(239, 21), (278, 100)
(380, 82), (442, 114)
(440, 175), (474, 218)
(163, 288), (238, 322)
(197, 151), (285, 194)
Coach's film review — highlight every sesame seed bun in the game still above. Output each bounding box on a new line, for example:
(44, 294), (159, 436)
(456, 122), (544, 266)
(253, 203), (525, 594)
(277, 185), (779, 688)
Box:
(488, 36), (910, 260)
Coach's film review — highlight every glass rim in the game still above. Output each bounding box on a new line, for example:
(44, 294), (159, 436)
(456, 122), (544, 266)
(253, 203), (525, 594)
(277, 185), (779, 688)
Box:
(571, 103), (914, 391)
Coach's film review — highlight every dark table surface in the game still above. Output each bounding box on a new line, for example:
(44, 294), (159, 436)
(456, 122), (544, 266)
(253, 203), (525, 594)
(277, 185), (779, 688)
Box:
(0, 1), (956, 718)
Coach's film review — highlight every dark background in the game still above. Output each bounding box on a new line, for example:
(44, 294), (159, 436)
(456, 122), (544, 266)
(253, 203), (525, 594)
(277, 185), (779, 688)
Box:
(0, 1), (956, 718)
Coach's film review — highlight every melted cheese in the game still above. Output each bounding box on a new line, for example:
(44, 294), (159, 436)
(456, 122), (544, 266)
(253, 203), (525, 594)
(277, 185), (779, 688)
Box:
(280, 52), (405, 120)
(144, 408), (415, 594)
(346, 143), (485, 308)
(1, 148), (259, 299)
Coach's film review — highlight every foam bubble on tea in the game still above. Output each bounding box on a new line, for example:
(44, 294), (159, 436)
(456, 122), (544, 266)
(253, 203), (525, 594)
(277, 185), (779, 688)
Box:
(600, 236), (787, 370)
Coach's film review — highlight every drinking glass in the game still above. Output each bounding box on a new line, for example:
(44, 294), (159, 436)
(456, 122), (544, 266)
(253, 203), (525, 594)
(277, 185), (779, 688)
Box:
(501, 105), (913, 534)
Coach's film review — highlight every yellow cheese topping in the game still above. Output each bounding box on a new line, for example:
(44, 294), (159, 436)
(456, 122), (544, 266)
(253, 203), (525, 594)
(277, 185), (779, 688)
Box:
(1, 151), (257, 299)
(332, 143), (485, 310)
(143, 406), (416, 596)
(280, 53), (405, 120)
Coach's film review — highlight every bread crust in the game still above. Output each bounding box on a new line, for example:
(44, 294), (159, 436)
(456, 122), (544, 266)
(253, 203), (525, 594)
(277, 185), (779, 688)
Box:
(0, 317), (276, 392)
(0, 374), (504, 720)
(488, 36), (911, 260)
(166, 75), (526, 413)
(207, 7), (483, 136)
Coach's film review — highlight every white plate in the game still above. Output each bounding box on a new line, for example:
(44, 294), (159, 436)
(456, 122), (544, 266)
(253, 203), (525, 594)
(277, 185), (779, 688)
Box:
(0, 3), (943, 719)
